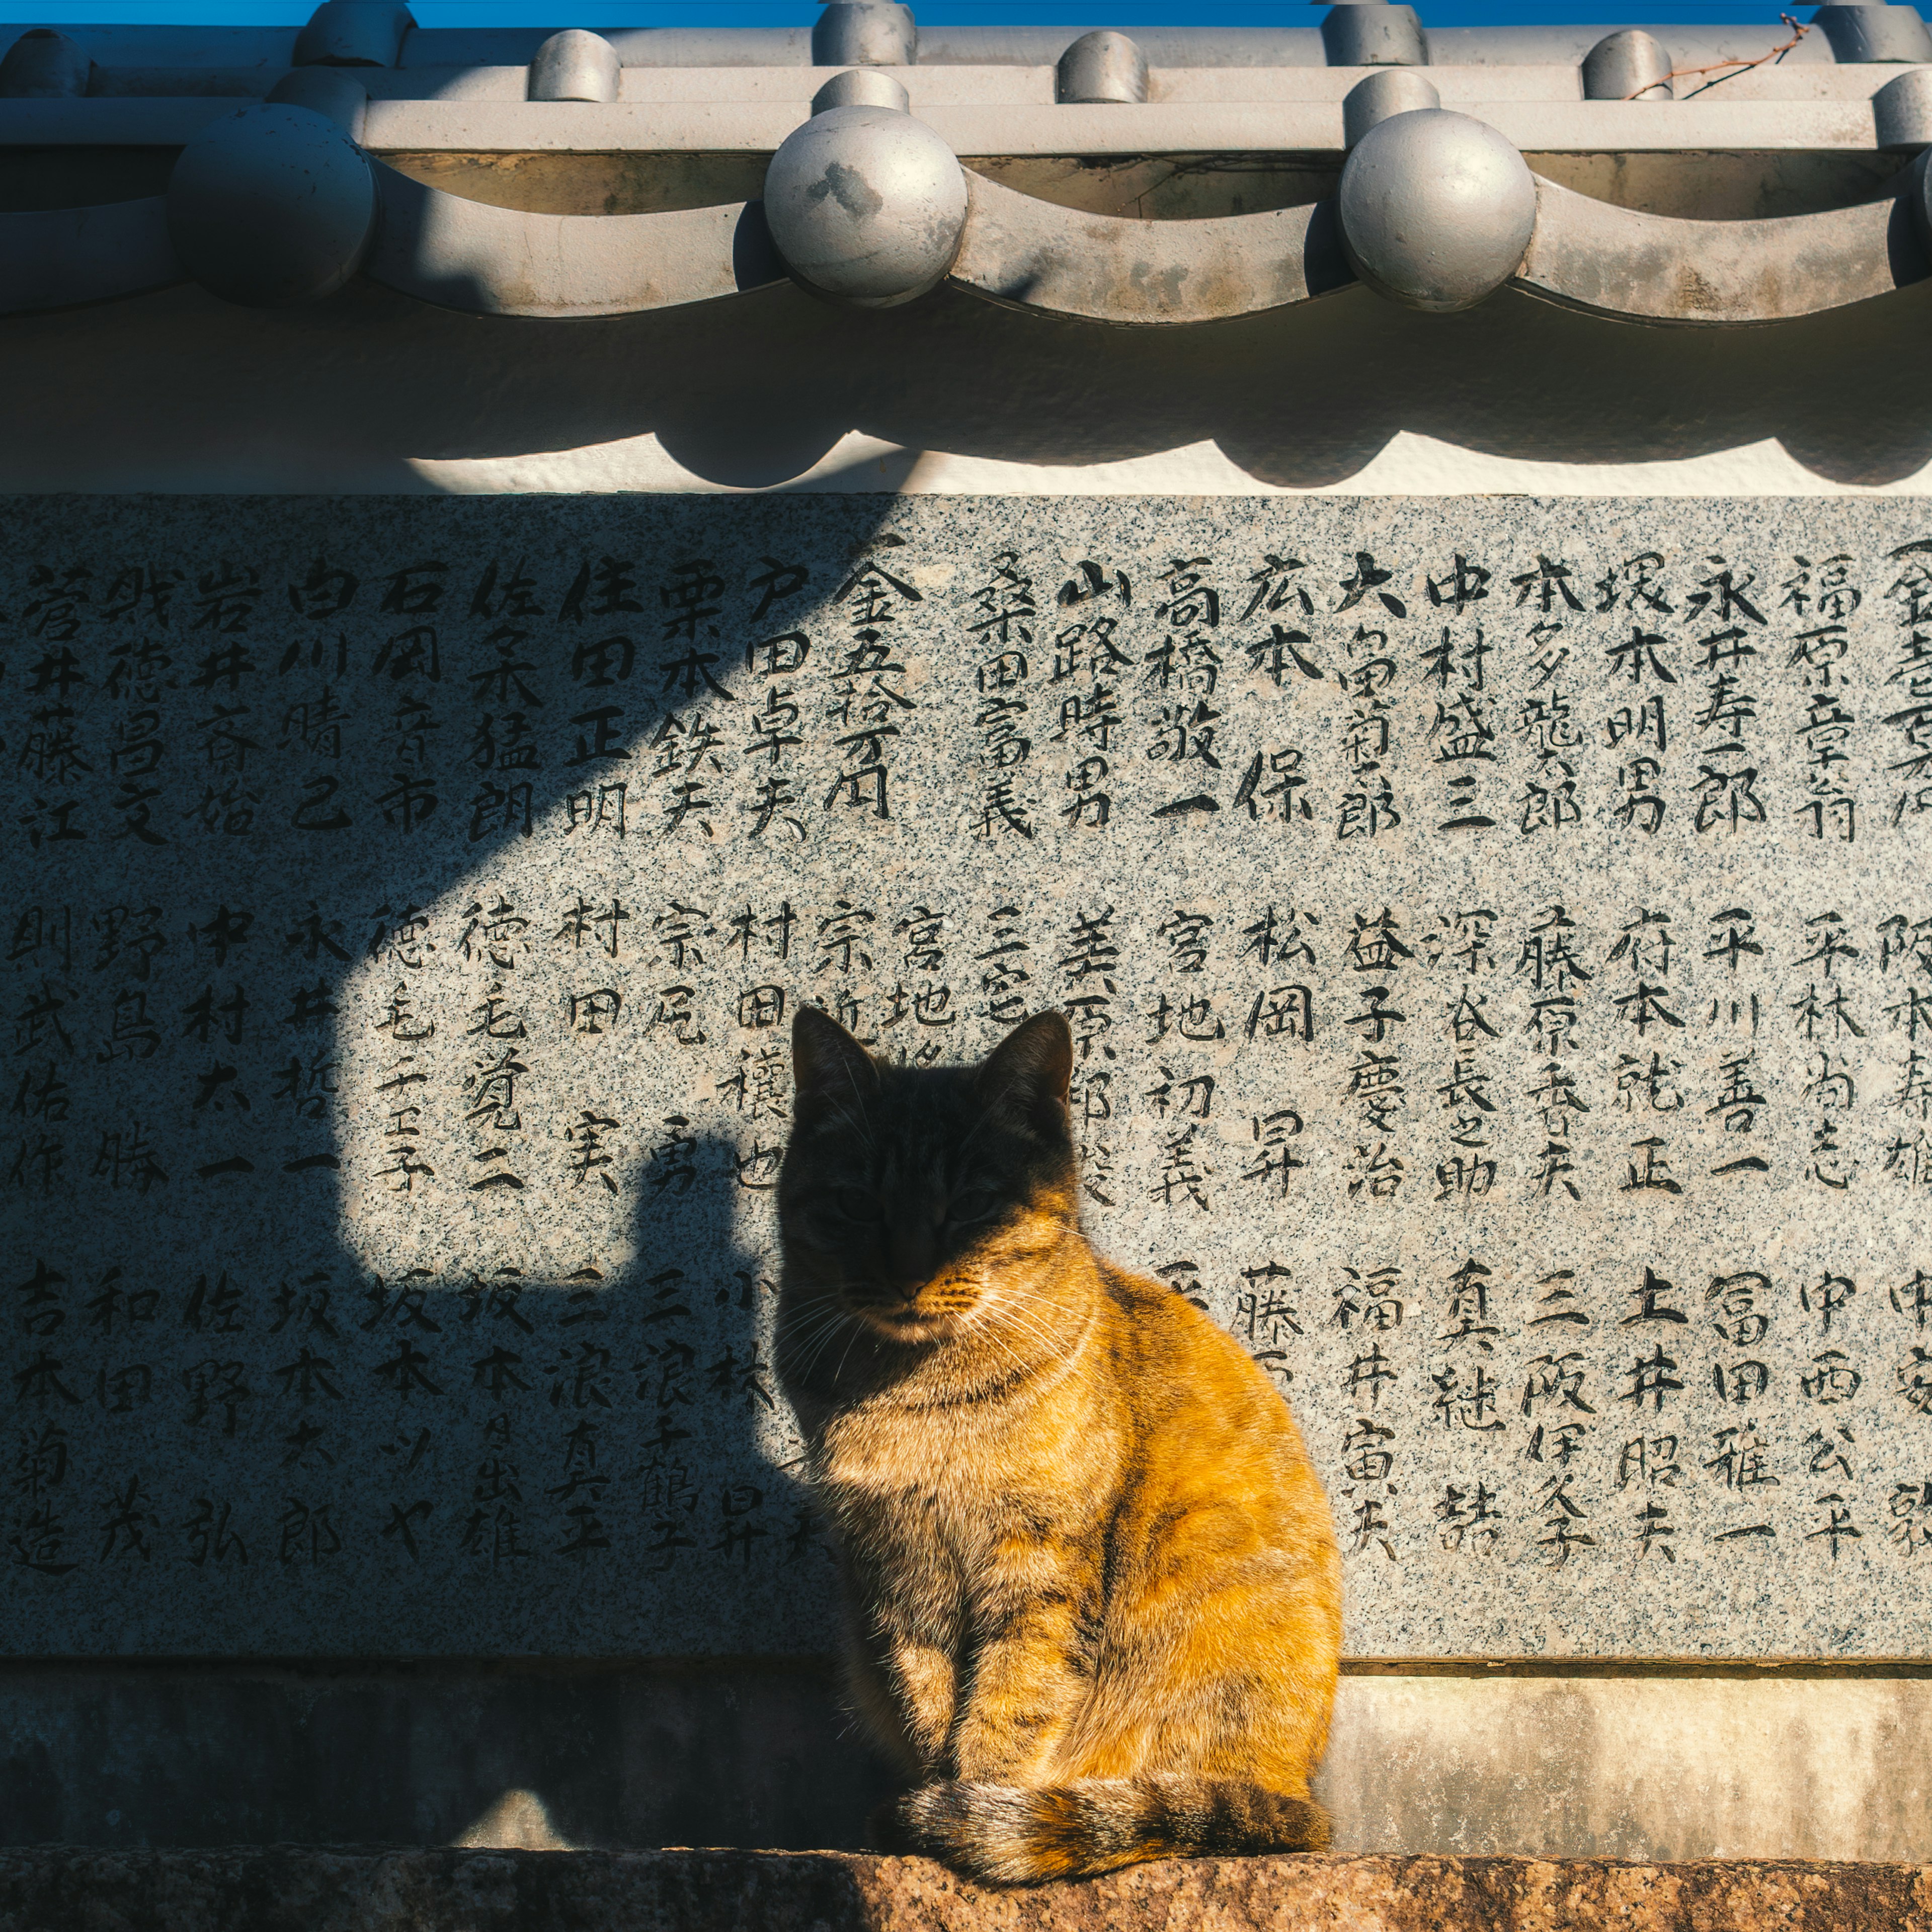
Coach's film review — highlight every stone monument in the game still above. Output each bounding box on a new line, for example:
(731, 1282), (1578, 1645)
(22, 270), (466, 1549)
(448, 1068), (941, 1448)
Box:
(5, 495), (1928, 1672)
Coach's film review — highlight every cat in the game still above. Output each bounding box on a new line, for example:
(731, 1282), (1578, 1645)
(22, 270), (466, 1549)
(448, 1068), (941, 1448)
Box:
(775, 1003), (1342, 1885)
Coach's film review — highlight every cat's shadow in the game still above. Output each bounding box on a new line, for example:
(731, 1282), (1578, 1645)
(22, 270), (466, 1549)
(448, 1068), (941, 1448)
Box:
(435, 1125), (899, 1853)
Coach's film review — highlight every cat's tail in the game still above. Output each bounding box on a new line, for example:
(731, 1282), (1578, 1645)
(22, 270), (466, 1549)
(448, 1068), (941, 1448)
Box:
(871, 1775), (1331, 1884)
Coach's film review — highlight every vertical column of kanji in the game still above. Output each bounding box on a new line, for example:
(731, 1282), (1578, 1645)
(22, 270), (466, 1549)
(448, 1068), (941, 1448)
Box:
(271, 555), (364, 1258)
(1879, 539), (1932, 837)
(259, 1246), (365, 1585)
(1425, 1250), (1513, 1575)
(1331, 548), (1410, 846)
(1791, 1250), (1871, 1584)
(1504, 553), (1589, 848)
(1690, 905), (1771, 1187)
(1500, 541), (1591, 1325)
(1606, 1263), (1695, 1572)
(823, 544), (919, 828)
(1780, 548), (1866, 848)
(712, 899), (796, 1195)
(1683, 550), (1772, 839)
(1774, 897), (1879, 1584)
(1330, 1254), (1409, 1582)
(460, 550), (546, 848)
(5, 544), (90, 1213)
(1516, 1247), (1598, 1577)
(457, 1261), (537, 1570)
(650, 555), (736, 842)
(1598, 547), (1676, 842)
(366, 558), (449, 847)
(1142, 555), (1228, 818)
(1882, 1244), (1932, 1564)
(1338, 908), (1414, 1214)
(966, 550), (1037, 844)
(112, 549), (261, 1599)
(1606, 907), (1688, 1203)
(811, 898), (879, 1041)
(1515, 905), (1595, 1209)
(1871, 547), (1932, 1221)
(279, 552), (360, 843)
(14, 555), (107, 860)
(356, 1265), (456, 1584)
(1782, 906), (1868, 1198)
(10, 1260), (91, 1582)
(1700, 1263), (1781, 1547)
(460, 931), (534, 1200)
(640, 552), (788, 1593)
(738, 554), (815, 847)
(1423, 909), (1502, 1212)
(1231, 905), (1316, 1211)
(3, 544), (94, 1602)
(1058, 905), (1121, 1215)
(1141, 905), (1221, 1248)
(1045, 555), (1130, 832)
(554, 549), (641, 845)
(877, 900), (958, 1069)
(101, 553), (229, 1210)
(1876, 906), (1932, 1207)
(539, 1256), (620, 1570)
(1228, 549), (1322, 829)
(552, 887), (634, 1235)
(1421, 547), (1501, 841)
(6, 545), (97, 1236)
(632, 1262), (702, 1581)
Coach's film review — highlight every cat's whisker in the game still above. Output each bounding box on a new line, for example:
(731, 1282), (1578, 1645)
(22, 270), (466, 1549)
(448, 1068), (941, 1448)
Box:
(830, 1313), (875, 1385)
(787, 1305), (861, 1384)
(775, 1299), (847, 1353)
(985, 1305), (1065, 1371)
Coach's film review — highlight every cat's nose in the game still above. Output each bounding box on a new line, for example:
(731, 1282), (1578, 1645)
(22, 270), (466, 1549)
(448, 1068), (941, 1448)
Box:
(884, 1225), (937, 1296)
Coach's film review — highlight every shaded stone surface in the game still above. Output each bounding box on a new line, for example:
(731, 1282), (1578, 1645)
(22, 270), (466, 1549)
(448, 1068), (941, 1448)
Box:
(2, 1848), (1930, 1932)
(10, 1664), (1932, 1863)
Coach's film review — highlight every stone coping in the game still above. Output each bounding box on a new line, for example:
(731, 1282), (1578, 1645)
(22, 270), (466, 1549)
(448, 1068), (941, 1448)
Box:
(1, 1850), (1928, 1931)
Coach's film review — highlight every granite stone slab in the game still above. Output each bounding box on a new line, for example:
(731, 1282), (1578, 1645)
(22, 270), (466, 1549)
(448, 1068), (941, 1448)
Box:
(2, 1849), (1929, 1932)
(1, 495), (1928, 1658)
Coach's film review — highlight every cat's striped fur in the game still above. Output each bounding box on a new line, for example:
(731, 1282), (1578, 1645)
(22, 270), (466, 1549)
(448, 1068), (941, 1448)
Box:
(776, 1007), (1342, 1885)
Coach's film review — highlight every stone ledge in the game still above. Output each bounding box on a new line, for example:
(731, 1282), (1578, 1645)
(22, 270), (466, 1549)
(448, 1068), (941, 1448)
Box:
(0, 1850), (1928, 1932)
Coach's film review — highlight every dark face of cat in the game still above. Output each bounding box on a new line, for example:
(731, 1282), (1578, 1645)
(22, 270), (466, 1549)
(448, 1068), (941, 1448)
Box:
(778, 1007), (1077, 1343)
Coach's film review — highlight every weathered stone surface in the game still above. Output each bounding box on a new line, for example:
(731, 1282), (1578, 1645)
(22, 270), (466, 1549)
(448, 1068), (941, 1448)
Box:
(8, 1663), (1932, 1862)
(2, 1849), (1931, 1932)
(4, 496), (1931, 1662)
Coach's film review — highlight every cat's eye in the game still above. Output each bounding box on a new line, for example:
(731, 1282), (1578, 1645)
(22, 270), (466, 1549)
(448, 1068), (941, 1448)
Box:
(948, 1190), (1001, 1224)
(835, 1187), (882, 1223)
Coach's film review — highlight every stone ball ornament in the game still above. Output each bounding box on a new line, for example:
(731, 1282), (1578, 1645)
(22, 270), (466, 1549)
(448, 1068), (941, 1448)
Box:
(1336, 108), (1539, 313)
(167, 101), (377, 308)
(762, 104), (970, 308)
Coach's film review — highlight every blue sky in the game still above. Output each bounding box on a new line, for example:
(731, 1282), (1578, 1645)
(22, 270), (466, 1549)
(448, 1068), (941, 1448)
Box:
(6, 0), (1814, 27)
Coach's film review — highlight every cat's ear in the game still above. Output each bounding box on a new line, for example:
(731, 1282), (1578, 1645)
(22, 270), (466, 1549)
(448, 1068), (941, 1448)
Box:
(792, 1005), (878, 1116)
(977, 1009), (1073, 1136)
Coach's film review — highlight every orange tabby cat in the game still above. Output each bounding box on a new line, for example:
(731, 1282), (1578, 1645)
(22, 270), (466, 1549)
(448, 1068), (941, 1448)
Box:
(776, 1005), (1342, 1883)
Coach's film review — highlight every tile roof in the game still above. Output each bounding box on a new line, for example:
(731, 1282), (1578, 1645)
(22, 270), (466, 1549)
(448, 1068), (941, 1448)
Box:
(4, 1), (1930, 323)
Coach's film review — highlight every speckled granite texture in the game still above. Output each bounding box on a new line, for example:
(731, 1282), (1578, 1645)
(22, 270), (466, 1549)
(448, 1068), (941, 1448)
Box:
(2, 496), (1929, 1658)
(2, 1849), (1930, 1932)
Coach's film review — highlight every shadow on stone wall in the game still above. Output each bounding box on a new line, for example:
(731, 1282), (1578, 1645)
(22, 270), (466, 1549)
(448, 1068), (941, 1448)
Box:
(4, 274), (1932, 491)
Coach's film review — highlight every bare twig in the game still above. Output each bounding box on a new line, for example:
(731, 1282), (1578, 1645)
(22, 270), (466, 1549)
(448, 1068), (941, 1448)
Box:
(1623, 14), (1811, 102)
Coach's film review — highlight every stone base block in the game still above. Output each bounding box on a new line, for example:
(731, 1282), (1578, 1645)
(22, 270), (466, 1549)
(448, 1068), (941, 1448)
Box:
(1, 1848), (1930, 1932)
